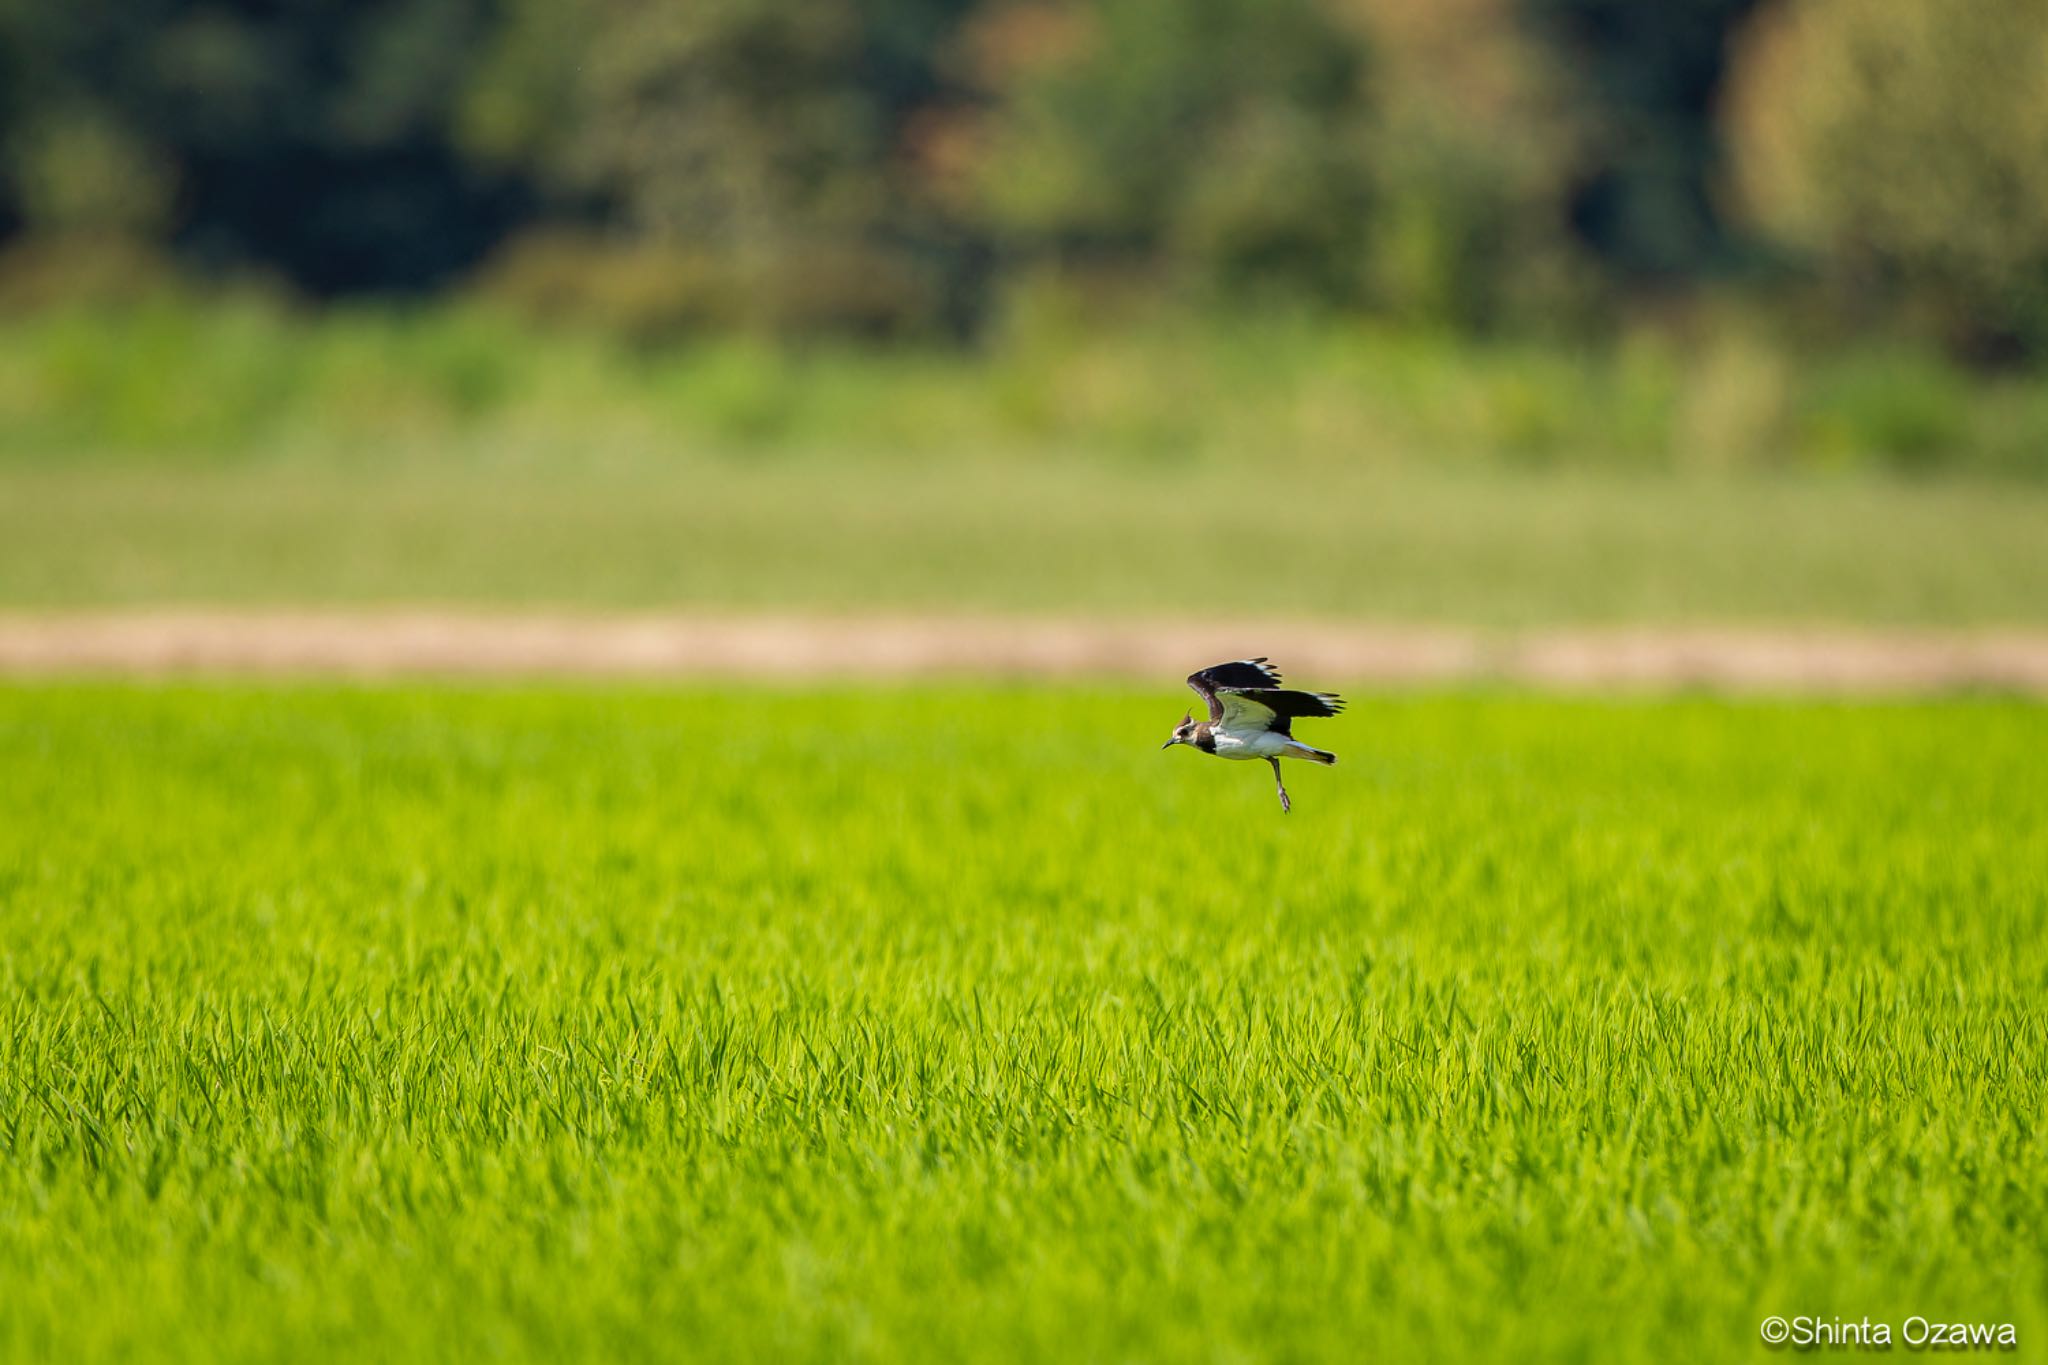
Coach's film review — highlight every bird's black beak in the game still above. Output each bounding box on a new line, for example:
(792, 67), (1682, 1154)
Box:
(1160, 738), (1175, 749)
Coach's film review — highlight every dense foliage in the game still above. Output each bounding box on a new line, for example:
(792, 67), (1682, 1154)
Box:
(1725, 0), (2048, 356)
(12, 0), (2030, 350)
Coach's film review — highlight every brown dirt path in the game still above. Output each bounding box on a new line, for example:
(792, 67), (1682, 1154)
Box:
(2, 612), (2046, 693)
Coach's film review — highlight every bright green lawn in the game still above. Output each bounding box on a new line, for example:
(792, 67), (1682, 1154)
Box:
(2, 686), (2045, 1363)
(4, 461), (2046, 622)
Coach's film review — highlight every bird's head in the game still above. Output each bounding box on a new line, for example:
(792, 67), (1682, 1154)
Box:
(1161, 713), (1195, 749)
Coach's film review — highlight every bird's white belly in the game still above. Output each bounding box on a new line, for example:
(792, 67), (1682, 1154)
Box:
(1212, 728), (1292, 759)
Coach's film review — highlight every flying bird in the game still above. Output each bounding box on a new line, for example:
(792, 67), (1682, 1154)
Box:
(1161, 658), (1343, 813)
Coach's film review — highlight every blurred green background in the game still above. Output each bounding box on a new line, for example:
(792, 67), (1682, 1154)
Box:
(5, 11), (2047, 1362)
(1, 0), (2044, 620)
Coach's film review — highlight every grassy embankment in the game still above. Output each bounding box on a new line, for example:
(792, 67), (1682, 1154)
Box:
(2, 302), (2044, 622)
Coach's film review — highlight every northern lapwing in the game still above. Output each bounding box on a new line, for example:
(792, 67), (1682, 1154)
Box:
(1161, 658), (1343, 813)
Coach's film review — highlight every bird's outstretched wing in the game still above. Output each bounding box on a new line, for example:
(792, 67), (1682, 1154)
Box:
(1217, 687), (1346, 735)
(1186, 658), (1284, 721)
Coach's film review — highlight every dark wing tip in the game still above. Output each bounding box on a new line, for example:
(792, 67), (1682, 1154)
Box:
(1189, 658), (1285, 691)
(1298, 691), (1345, 718)
(1230, 687), (1345, 719)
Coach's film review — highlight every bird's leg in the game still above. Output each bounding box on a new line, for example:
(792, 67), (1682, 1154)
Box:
(1269, 757), (1291, 814)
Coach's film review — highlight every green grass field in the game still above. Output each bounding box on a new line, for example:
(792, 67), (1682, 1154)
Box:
(3, 685), (2043, 1363)
(6, 462), (2047, 623)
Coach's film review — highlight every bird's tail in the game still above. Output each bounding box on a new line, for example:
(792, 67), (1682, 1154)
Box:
(1294, 744), (1337, 766)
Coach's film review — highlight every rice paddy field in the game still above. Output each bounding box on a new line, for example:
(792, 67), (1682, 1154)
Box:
(3, 683), (2044, 1363)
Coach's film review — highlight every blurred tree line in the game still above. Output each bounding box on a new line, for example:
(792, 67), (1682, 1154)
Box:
(1, 0), (2041, 355)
